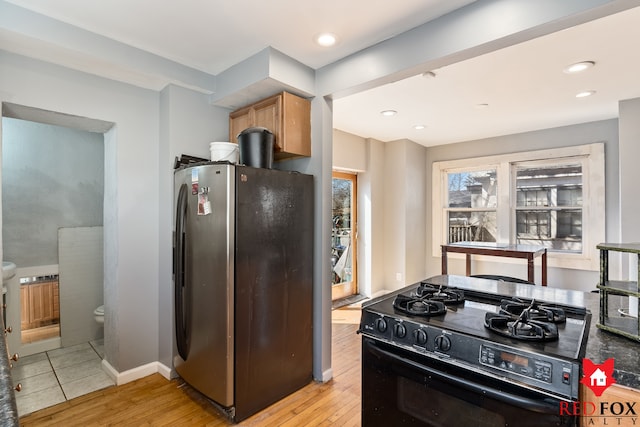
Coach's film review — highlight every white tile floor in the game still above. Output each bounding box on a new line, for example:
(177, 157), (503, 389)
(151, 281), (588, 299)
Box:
(12, 339), (115, 417)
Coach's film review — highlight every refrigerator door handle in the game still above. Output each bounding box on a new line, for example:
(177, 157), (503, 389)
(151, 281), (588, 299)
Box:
(174, 183), (191, 360)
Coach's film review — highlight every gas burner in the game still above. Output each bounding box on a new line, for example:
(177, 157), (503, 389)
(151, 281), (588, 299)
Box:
(484, 298), (561, 341)
(393, 294), (447, 317)
(499, 298), (566, 324)
(414, 283), (465, 305)
(484, 312), (559, 341)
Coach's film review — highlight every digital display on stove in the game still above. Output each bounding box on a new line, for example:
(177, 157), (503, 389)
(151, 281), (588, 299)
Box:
(499, 351), (529, 368)
(480, 345), (552, 383)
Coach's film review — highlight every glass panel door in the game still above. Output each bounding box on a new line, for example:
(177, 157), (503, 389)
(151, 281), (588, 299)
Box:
(331, 171), (357, 301)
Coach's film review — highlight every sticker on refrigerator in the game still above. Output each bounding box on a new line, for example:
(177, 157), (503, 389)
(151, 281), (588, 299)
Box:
(191, 169), (199, 195)
(197, 187), (211, 216)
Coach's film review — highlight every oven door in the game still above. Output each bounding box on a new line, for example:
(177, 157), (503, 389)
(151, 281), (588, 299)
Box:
(362, 337), (577, 427)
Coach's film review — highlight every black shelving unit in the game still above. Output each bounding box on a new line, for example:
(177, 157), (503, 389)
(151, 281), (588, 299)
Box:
(597, 243), (640, 341)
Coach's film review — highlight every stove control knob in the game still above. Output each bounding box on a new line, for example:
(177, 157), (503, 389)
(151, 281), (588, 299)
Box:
(414, 329), (427, 345)
(375, 318), (387, 333)
(435, 335), (452, 352)
(393, 323), (406, 338)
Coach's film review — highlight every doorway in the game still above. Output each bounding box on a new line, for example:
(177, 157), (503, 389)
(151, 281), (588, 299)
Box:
(1, 114), (105, 356)
(331, 171), (358, 301)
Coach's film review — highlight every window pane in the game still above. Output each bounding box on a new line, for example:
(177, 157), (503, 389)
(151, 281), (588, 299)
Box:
(447, 211), (497, 243)
(515, 163), (582, 253)
(516, 211), (550, 238)
(557, 187), (582, 207)
(332, 177), (354, 286)
(447, 170), (497, 208)
(516, 164), (582, 207)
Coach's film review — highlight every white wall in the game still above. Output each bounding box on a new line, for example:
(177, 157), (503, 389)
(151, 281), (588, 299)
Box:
(333, 129), (366, 172)
(383, 139), (406, 289)
(360, 138), (386, 297)
(333, 130), (427, 296)
(59, 226), (103, 348)
(404, 140), (427, 284)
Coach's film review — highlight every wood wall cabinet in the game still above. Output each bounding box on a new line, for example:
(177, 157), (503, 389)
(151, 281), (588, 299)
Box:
(229, 91), (311, 161)
(20, 281), (60, 330)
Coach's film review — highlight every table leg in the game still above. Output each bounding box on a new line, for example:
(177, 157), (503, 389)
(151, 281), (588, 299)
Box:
(465, 254), (471, 276)
(542, 250), (547, 286)
(527, 256), (534, 284)
(441, 247), (448, 274)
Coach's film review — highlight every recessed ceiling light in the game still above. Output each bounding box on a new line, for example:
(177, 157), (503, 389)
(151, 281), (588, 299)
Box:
(475, 103), (489, 109)
(380, 110), (397, 117)
(413, 124), (426, 130)
(422, 71), (436, 79)
(576, 90), (596, 98)
(315, 33), (338, 47)
(564, 61), (595, 74)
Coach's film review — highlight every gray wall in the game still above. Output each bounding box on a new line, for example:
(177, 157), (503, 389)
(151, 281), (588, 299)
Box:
(334, 119), (619, 294)
(2, 117), (104, 267)
(425, 119), (620, 290)
(158, 84), (232, 369)
(619, 98), (640, 279)
(1, 51), (161, 373)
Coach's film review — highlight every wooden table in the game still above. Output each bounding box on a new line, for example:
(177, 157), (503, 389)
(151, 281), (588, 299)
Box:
(441, 242), (547, 286)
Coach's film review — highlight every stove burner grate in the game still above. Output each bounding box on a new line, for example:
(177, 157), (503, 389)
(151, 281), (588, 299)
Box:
(499, 298), (566, 324)
(415, 282), (465, 305)
(484, 298), (563, 341)
(484, 312), (559, 341)
(393, 294), (447, 317)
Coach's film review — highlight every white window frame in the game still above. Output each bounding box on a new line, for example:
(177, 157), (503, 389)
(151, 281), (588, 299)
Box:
(432, 143), (605, 271)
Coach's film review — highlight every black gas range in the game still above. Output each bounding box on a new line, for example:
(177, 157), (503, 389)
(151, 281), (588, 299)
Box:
(359, 275), (591, 427)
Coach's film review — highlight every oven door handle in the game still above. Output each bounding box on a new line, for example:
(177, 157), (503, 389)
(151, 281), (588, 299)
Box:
(367, 340), (564, 414)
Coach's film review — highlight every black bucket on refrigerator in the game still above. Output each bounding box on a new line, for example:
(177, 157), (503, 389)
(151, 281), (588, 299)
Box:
(238, 127), (274, 169)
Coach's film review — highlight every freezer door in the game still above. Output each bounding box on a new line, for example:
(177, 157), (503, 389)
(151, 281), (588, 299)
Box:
(234, 166), (314, 421)
(173, 163), (234, 407)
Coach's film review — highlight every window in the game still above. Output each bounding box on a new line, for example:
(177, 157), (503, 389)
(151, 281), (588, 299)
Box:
(432, 143), (605, 270)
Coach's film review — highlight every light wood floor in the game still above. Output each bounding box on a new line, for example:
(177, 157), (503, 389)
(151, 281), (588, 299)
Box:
(20, 321), (361, 426)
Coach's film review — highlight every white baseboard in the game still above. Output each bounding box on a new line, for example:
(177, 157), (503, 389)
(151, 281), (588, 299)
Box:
(101, 359), (173, 385)
(157, 363), (173, 380)
(320, 368), (333, 382)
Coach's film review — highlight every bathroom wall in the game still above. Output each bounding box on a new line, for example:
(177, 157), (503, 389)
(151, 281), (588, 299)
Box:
(59, 226), (103, 347)
(1, 117), (104, 267)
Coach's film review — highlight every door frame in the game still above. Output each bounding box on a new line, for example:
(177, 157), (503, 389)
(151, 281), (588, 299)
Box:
(331, 171), (358, 301)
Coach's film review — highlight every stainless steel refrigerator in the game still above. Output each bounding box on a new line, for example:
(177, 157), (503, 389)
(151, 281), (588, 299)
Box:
(173, 162), (313, 422)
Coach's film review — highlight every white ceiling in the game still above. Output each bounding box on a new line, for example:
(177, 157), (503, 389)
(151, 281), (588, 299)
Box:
(4, 0), (474, 74)
(334, 5), (640, 146)
(4, 0), (640, 147)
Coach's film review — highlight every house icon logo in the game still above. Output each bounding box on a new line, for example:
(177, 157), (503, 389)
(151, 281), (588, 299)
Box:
(590, 368), (607, 387)
(581, 358), (616, 397)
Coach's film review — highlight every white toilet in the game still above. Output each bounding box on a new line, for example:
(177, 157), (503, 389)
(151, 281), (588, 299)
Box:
(94, 305), (104, 324)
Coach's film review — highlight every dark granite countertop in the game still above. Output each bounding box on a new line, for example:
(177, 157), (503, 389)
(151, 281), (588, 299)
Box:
(582, 292), (640, 389)
(0, 304), (19, 426)
(426, 275), (640, 390)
